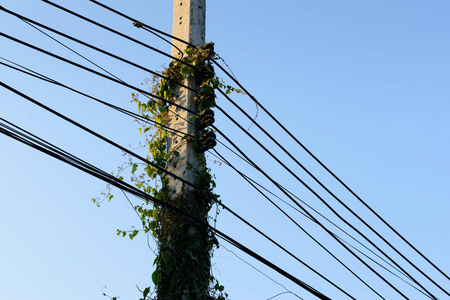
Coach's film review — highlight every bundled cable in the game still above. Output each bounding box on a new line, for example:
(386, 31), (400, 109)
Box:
(0, 117), (332, 300)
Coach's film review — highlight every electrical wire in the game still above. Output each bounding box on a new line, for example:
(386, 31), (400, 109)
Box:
(211, 125), (411, 299)
(0, 7), (200, 96)
(5, 16), (416, 291)
(214, 84), (446, 298)
(0, 7), (197, 130)
(30, 6), (445, 289)
(20, 18), (123, 83)
(1, 27), (413, 297)
(0, 57), (194, 141)
(208, 150), (433, 298)
(39, 1), (200, 73)
(220, 244), (304, 300)
(213, 139), (424, 284)
(76, 3), (446, 282)
(0, 80), (200, 193)
(0, 118), (332, 300)
(88, 0), (196, 48)
(213, 149), (386, 299)
(214, 57), (450, 283)
(88, 0), (449, 283)
(0, 32), (196, 116)
(6, 2), (444, 295)
(212, 101), (439, 299)
(1, 82), (349, 298)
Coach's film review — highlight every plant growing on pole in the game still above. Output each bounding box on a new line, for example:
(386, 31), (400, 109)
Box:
(93, 43), (242, 300)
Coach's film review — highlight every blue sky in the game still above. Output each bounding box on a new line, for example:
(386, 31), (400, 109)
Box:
(0, 1), (449, 299)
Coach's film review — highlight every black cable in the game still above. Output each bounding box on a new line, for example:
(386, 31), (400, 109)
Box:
(0, 57), (196, 141)
(0, 119), (332, 300)
(1, 5), (208, 134)
(213, 100), (439, 299)
(38, 1), (199, 72)
(139, 25), (184, 59)
(0, 7), (199, 96)
(211, 125), (411, 299)
(209, 150), (432, 298)
(0, 32), (196, 116)
(79, 5), (449, 283)
(213, 149), (384, 299)
(213, 59), (450, 283)
(88, 0), (196, 48)
(220, 244), (304, 300)
(215, 136), (425, 284)
(7, 1), (440, 294)
(2, 12), (436, 297)
(0, 80), (201, 193)
(20, 18), (123, 83)
(2, 82), (348, 298)
(214, 88), (447, 297)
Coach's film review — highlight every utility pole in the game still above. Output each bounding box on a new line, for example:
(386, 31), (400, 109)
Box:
(158, 1), (212, 299)
(167, 0), (206, 194)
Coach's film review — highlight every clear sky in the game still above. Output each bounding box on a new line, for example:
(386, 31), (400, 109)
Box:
(0, 1), (449, 299)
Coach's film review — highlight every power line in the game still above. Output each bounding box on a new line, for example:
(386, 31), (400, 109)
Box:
(16, 13), (421, 289)
(212, 44), (450, 285)
(0, 7), (200, 96)
(0, 118), (333, 300)
(88, 0), (196, 49)
(213, 149), (386, 299)
(209, 150), (432, 298)
(220, 244), (304, 300)
(76, 3), (449, 284)
(39, 1), (200, 73)
(0, 80), (200, 193)
(5, 2), (442, 296)
(214, 135), (428, 285)
(1, 82), (349, 298)
(20, 18), (123, 83)
(212, 99), (439, 299)
(211, 125), (411, 299)
(0, 57), (196, 141)
(0, 31), (196, 116)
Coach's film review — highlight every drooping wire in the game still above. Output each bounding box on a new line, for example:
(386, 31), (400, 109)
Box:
(220, 244), (304, 300)
(0, 118), (333, 300)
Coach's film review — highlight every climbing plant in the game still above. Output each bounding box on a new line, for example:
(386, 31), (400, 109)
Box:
(93, 43), (243, 300)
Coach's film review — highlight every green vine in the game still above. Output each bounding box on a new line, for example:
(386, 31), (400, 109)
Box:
(94, 43), (243, 300)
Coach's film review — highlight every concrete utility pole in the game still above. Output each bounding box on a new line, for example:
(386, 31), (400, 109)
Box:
(167, 0), (206, 193)
(159, 1), (211, 299)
